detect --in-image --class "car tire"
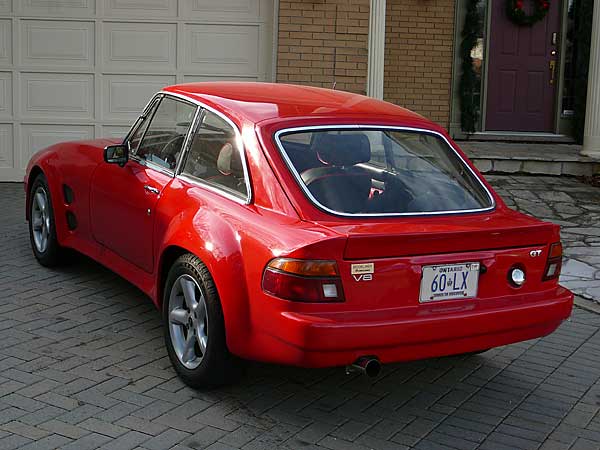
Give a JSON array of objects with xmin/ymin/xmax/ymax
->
[
  {"xmin": 28, "ymin": 173, "xmax": 64, "ymax": 267},
  {"xmin": 163, "ymin": 253, "xmax": 241, "ymax": 388}
]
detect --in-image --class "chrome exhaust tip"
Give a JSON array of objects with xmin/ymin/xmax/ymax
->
[{"xmin": 346, "ymin": 356, "xmax": 381, "ymax": 378}]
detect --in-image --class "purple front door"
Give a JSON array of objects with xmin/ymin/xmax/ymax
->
[{"xmin": 486, "ymin": 0, "xmax": 561, "ymax": 132}]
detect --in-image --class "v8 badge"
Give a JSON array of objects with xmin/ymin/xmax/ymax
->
[{"xmin": 351, "ymin": 263, "xmax": 374, "ymax": 282}]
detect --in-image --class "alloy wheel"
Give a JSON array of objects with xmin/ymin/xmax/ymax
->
[
  {"xmin": 168, "ymin": 274, "xmax": 209, "ymax": 370},
  {"xmin": 31, "ymin": 186, "xmax": 51, "ymax": 253}
]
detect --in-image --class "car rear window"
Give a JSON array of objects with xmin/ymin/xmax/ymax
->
[{"xmin": 276, "ymin": 128, "xmax": 494, "ymax": 216}]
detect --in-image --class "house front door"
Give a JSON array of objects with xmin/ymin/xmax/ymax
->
[{"xmin": 485, "ymin": 0, "xmax": 562, "ymax": 132}]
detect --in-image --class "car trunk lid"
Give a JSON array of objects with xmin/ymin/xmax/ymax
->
[
  {"xmin": 318, "ymin": 209, "xmax": 561, "ymax": 309},
  {"xmin": 316, "ymin": 209, "xmax": 556, "ymax": 260},
  {"xmin": 343, "ymin": 221, "xmax": 555, "ymax": 260}
]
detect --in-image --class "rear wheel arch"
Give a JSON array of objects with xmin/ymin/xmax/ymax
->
[
  {"xmin": 162, "ymin": 252, "xmax": 242, "ymax": 387},
  {"xmin": 156, "ymin": 242, "xmax": 252, "ymax": 353},
  {"xmin": 157, "ymin": 245, "xmax": 189, "ymax": 309}
]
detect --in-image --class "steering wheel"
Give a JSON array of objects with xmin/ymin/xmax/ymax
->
[{"xmin": 159, "ymin": 135, "xmax": 185, "ymax": 169}]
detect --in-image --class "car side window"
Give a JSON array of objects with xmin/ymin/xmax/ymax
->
[
  {"xmin": 134, "ymin": 96, "xmax": 197, "ymax": 171},
  {"xmin": 182, "ymin": 110, "xmax": 248, "ymax": 198}
]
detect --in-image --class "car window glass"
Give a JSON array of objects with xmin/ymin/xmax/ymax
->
[
  {"xmin": 278, "ymin": 129, "xmax": 492, "ymax": 215},
  {"xmin": 135, "ymin": 96, "xmax": 197, "ymax": 171},
  {"xmin": 182, "ymin": 110, "xmax": 248, "ymax": 198}
]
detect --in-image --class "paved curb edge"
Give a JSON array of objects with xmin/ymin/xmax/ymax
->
[{"xmin": 574, "ymin": 295, "xmax": 600, "ymax": 314}]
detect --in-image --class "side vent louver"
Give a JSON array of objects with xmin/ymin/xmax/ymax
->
[
  {"xmin": 63, "ymin": 184, "xmax": 74, "ymax": 205},
  {"xmin": 66, "ymin": 211, "xmax": 77, "ymax": 231}
]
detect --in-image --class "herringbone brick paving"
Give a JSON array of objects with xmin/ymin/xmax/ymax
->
[{"xmin": 1, "ymin": 180, "xmax": 599, "ymax": 450}]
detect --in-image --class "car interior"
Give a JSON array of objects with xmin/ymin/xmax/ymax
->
[
  {"xmin": 183, "ymin": 122, "xmax": 247, "ymax": 196},
  {"xmin": 137, "ymin": 130, "xmax": 186, "ymax": 171},
  {"xmin": 299, "ymin": 133, "xmax": 373, "ymax": 213},
  {"xmin": 132, "ymin": 95, "xmax": 196, "ymax": 171}
]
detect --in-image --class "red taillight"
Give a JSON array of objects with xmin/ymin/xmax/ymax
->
[
  {"xmin": 543, "ymin": 242, "xmax": 563, "ymax": 281},
  {"xmin": 262, "ymin": 258, "xmax": 345, "ymax": 302}
]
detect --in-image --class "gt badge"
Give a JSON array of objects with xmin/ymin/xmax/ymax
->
[
  {"xmin": 351, "ymin": 263, "xmax": 374, "ymax": 282},
  {"xmin": 530, "ymin": 249, "xmax": 542, "ymax": 257}
]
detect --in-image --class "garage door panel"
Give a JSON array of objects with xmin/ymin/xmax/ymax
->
[
  {"xmin": 0, "ymin": 73, "xmax": 12, "ymax": 118},
  {"xmin": 0, "ymin": 1, "xmax": 273, "ymax": 181},
  {"xmin": 184, "ymin": 24, "xmax": 260, "ymax": 75},
  {"xmin": 103, "ymin": 22, "xmax": 177, "ymax": 71},
  {"xmin": 102, "ymin": 125, "xmax": 130, "ymax": 140},
  {"xmin": 103, "ymin": 74, "xmax": 176, "ymax": 121},
  {"xmin": 20, "ymin": 20, "xmax": 95, "ymax": 69},
  {"xmin": 20, "ymin": 124, "xmax": 94, "ymax": 168},
  {"xmin": 181, "ymin": 0, "xmax": 262, "ymax": 22},
  {"xmin": 0, "ymin": 19, "xmax": 11, "ymax": 66},
  {"xmin": 21, "ymin": 73, "xmax": 94, "ymax": 119},
  {"xmin": 0, "ymin": 124, "xmax": 14, "ymax": 169},
  {"xmin": 15, "ymin": 0, "xmax": 95, "ymax": 17},
  {"xmin": 104, "ymin": 0, "xmax": 178, "ymax": 18}
]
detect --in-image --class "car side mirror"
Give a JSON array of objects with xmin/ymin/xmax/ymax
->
[{"xmin": 104, "ymin": 144, "xmax": 129, "ymax": 167}]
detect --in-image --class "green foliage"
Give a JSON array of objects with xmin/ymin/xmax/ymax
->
[
  {"xmin": 459, "ymin": 0, "xmax": 481, "ymax": 134},
  {"xmin": 506, "ymin": 0, "xmax": 550, "ymax": 26}
]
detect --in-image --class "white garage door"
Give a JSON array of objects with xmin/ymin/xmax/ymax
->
[{"xmin": 0, "ymin": 0, "xmax": 275, "ymax": 181}]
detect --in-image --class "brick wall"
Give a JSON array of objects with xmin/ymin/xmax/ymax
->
[
  {"xmin": 277, "ymin": 0, "xmax": 370, "ymax": 95},
  {"xmin": 276, "ymin": 0, "xmax": 456, "ymax": 128},
  {"xmin": 383, "ymin": 0, "xmax": 456, "ymax": 127}
]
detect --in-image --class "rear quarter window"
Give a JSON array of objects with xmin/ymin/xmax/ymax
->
[{"xmin": 181, "ymin": 110, "xmax": 248, "ymax": 199}]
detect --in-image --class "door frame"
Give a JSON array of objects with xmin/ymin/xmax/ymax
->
[{"xmin": 449, "ymin": 0, "xmax": 571, "ymax": 139}]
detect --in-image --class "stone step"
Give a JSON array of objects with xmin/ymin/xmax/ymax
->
[{"xmin": 459, "ymin": 141, "xmax": 600, "ymax": 176}]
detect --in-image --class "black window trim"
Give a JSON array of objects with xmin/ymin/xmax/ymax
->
[
  {"xmin": 273, "ymin": 125, "xmax": 496, "ymax": 218},
  {"xmin": 122, "ymin": 93, "xmax": 164, "ymax": 153}
]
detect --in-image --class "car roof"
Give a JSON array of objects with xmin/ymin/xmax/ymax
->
[{"xmin": 162, "ymin": 82, "xmax": 432, "ymax": 126}]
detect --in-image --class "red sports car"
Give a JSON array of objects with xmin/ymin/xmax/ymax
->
[{"xmin": 25, "ymin": 83, "xmax": 573, "ymax": 387}]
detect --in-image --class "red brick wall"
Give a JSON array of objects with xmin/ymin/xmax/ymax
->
[
  {"xmin": 276, "ymin": 0, "xmax": 370, "ymax": 94},
  {"xmin": 276, "ymin": 0, "xmax": 456, "ymax": 127},
  {"xmin": 383, "ymin": 0, "xmax": 455, "ymax": 127}
]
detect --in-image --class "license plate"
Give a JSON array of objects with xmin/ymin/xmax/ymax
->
[{"xmin": 419, "ymin": 262, "xmax": 480, "ymax": 303}]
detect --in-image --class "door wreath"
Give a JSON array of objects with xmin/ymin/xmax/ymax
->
[{"xmin": 506, "ymin": 0, "xmax": 550, "ymax": 26}]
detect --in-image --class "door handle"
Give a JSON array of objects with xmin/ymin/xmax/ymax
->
[
  {"xmin": 144, "ymin": 185, "xmax": 160, "ymax": 195},
  {"xmin": 549, "ymin": 60, "xmax": 556, "ymax": 85}
]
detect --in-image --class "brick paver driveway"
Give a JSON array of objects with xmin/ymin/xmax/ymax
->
[{"xmin": 1, "ymin": 180, "xmax": 600, "ymax": 450}]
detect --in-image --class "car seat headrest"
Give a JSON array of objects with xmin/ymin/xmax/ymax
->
[{"xmin": 313, "ymin": 134, "xmax": 371, "ymax": 167}]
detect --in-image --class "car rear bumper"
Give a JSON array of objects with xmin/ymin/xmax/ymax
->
[{"xmin": 247, "ymin": 286, "xmax": 573, "ymax": 368}]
